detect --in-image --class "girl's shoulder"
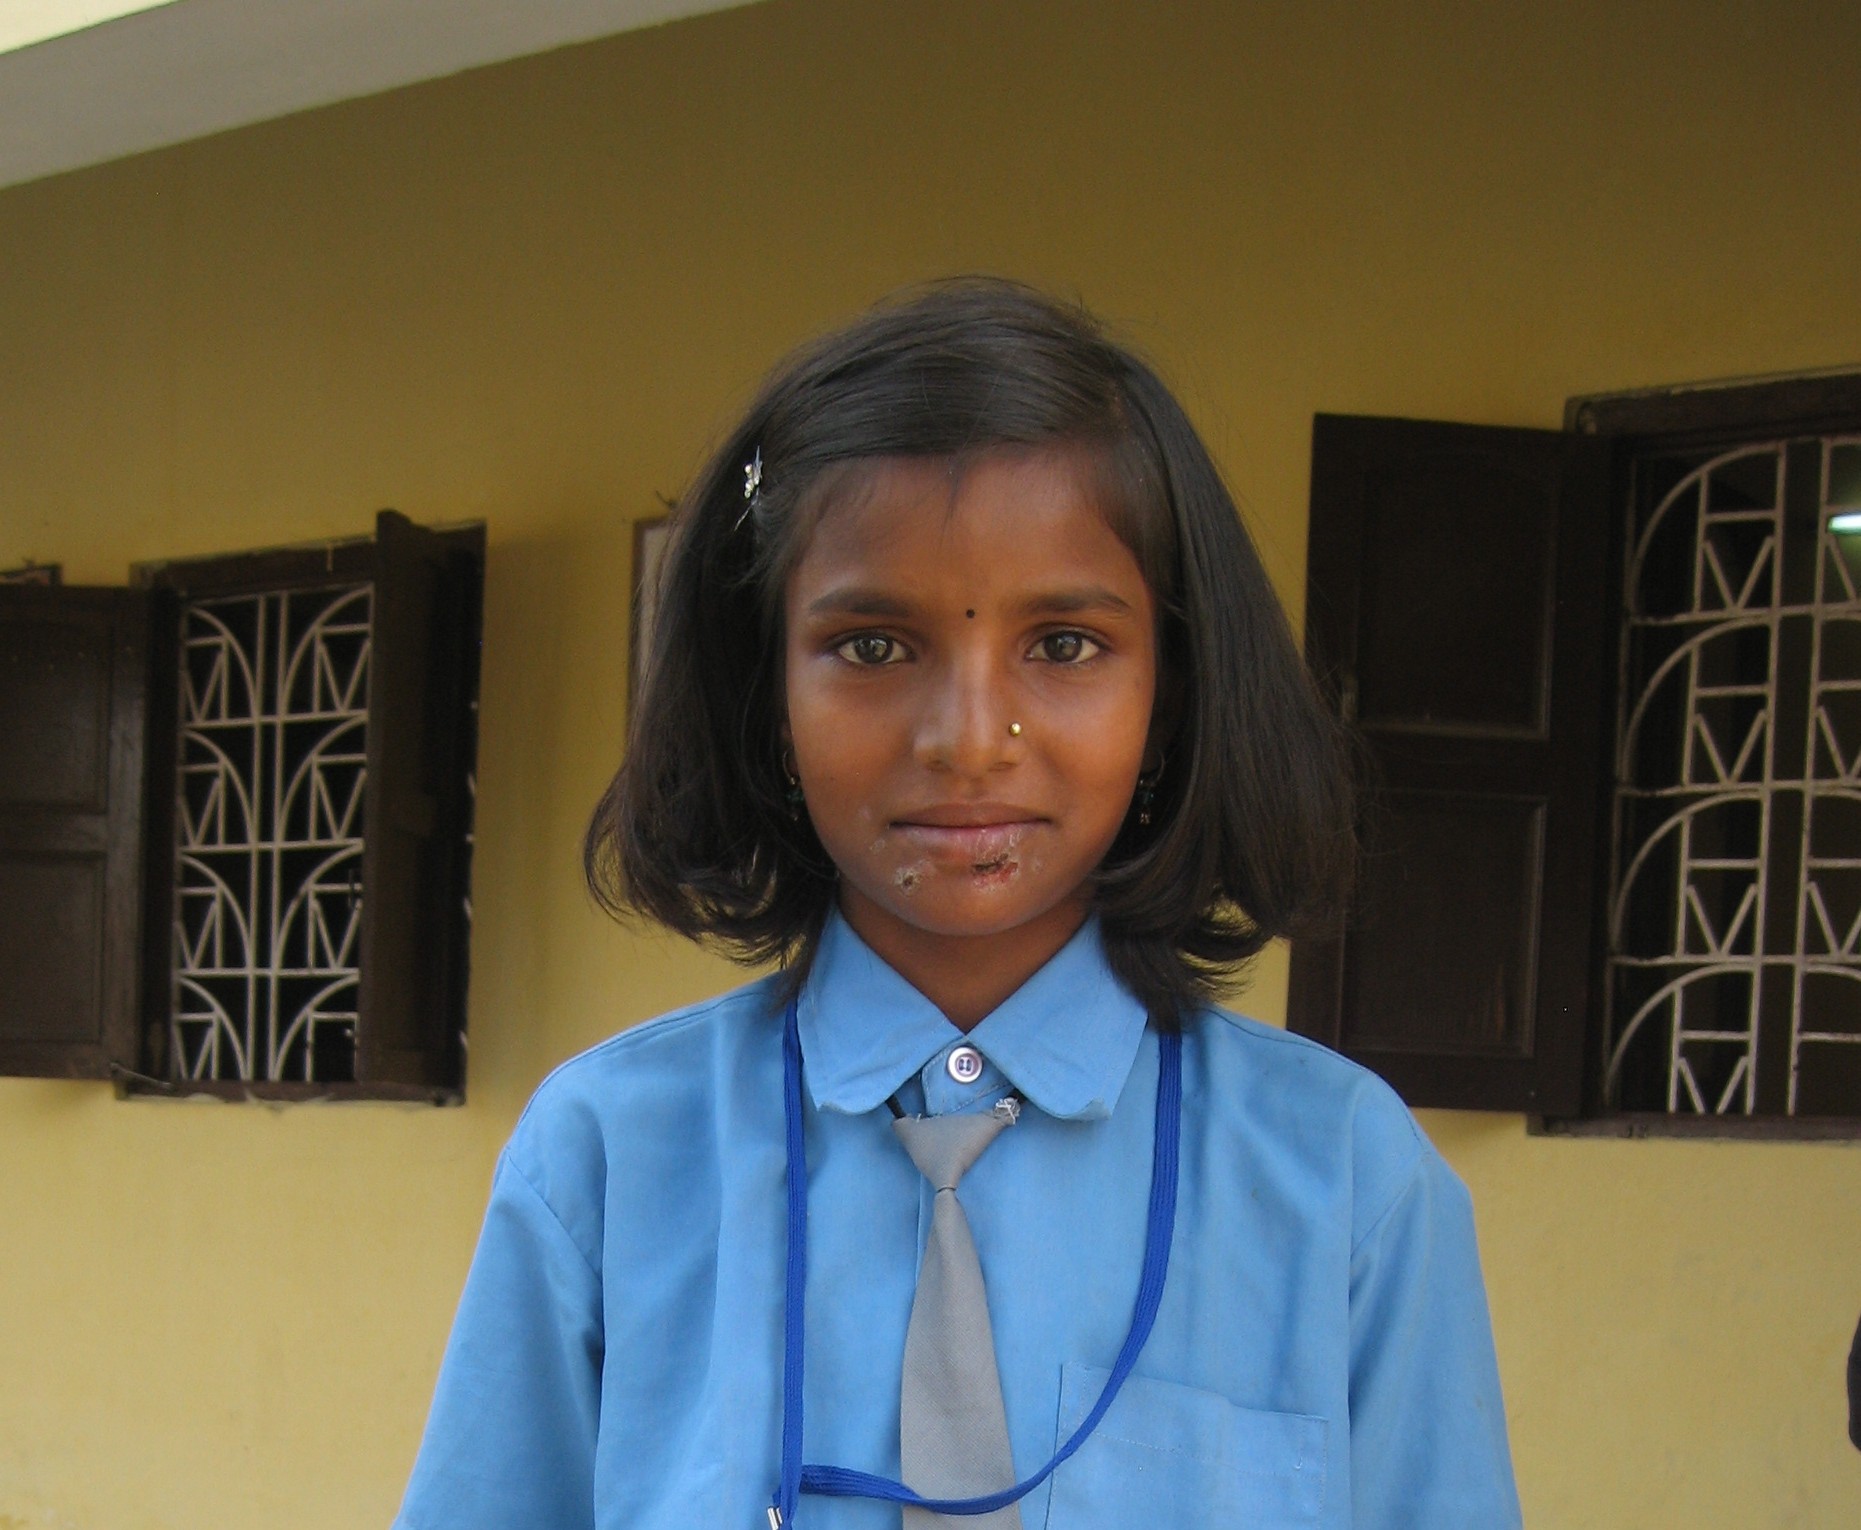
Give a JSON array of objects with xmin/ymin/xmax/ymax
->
[
  {"xmin": 529, "ymin": 973, "xmax": 784, "ymax": 1099},
  {"xmin": 1188, "ymin": 1001, "xmax": 1414, "ymax": 1107},
  {"xmin": 1185, "ymin": 1005, "xmax": 1449, "ymax": 1246},
  {"xmin": 499, "ymin": 973, "xmax": 785, "ymax": 1179}
]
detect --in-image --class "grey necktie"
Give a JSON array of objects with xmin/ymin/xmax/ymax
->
[{"xmin": 891, "ymin": 1100, "xmax": 1023, "ymax": 1530}]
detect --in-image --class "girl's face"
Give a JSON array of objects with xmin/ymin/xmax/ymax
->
[{"xmin": 783, "ymin": 445, "xmax": 1158, "ymax": 965}]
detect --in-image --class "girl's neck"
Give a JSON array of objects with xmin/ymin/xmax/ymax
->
[{"xmin": 836, "ymin": 888, "xmax": 1091, "ymax": 1031}]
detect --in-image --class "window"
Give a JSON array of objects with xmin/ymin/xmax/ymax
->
[
  {"xmin": 1289, "ymin": 375, "xmax": 1861, "ymax": 1135},
  {"xmin": 1607, "ymin": 433, "xmax": 1861, "ymax": 1119},
  {"xmin": 0, "ymin": 512, "xmax": 482, "ymax": 1102}
]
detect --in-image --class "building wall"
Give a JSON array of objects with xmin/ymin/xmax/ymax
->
[{"xmin": 1, "ymin": 1, "xmax": 1857, "ymax": 1524}]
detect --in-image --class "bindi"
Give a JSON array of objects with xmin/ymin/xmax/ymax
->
[{"xmin": 965, "ymin": 608, "xmax": 975, "ymax": 619}]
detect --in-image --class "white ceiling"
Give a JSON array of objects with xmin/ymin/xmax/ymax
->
[
  {"xmin": 0, "ymin": 0, "xmax": 759, "ymax": 190},
  {"xmin": 0, "ymin": 2, "xmax": 182, "ymax": 56}
]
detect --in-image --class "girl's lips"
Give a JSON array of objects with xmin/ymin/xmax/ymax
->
[{"xmin": 892, "ymin": 821, "xmax": 1039, "ymax": 862}]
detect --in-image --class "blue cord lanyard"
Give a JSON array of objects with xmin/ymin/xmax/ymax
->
[{"xmin": 769, "ymin": 997, "xmax": 1183, "ymax": 1528}]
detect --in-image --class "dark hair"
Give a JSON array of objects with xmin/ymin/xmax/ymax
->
[{"xmin": 585, "ymin": 278, "xmax": 1353, "ymax": 1024}]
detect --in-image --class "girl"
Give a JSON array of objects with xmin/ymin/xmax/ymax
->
[{"xmin": 395, "ymin": 281, "xmax": 1522, "ymax": 1529}]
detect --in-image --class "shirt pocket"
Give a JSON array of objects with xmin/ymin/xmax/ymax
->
[{"xmin": 1042, "ymin": 1363, "xmax": 1327, "ymax": 1530}]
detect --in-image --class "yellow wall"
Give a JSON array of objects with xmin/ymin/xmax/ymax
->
[{"xmin": 2, "ymin": 1, "xmax": 1858, "ymax": 1524}]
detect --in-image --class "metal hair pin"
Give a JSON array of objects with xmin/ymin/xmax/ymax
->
[{"xmin": 735, "ymin": 447, "xmax": 764, "ymax": 531}]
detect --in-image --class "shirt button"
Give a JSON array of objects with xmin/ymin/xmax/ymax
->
[{"xmin": 946, "ymin": 1045, "xmax": 985, "ymax": 1085}]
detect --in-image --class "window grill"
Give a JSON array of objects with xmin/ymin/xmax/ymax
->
[
  {"xmin": 1607, "ymin": 437, "xmax": 1861, "ymax": 1115},
  {"xmin": 171, "ymin": 584, "xmax": 373, "ymax": 1083}
]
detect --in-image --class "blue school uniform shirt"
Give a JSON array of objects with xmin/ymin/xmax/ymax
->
[{"xmin": 396, "ymin": 911, "xmax": 1522, "ymax": 1529}]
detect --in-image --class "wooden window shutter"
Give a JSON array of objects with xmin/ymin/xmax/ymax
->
[
  {"xmin": 0, "ymin": 586, "xmax": 165, "ymax": 1078},
  {"xmin": 1288, "ymin": 415, "xmax": 1613, "ymax": 1114},
  {"xmin": 356, "ymin": 511, "xmax": 482, "ymax": 1094}
]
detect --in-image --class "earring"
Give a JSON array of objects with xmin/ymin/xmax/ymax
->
[
  {"xmin": 782, "ymin": 747, "xmax": 805, "ymax": 821},
  {"xmin": 1135, "ymin": 761, "xmax": 1163, "ymax": 827}
]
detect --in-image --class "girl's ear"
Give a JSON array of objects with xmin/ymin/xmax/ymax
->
[{"xmin": 1145, "ymin": 664, "xmax": 1184, "ymax": 771}]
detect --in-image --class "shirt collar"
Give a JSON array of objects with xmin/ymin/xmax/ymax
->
[{"xmin": 796, "ymin": 908, "xmax": 1148, "ymax": 1121}]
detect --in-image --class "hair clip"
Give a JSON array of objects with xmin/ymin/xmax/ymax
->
[{"xmin": 735, "ymin": 447, "xmax": 764, "ymax": 531}]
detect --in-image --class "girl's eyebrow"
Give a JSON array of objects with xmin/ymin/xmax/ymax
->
[
  {"xmin": 805, "ymin": 587, "xmax": 917, "ymax": 619},
  {"xmin": 1018, "ymin": 585, "xmax": 1138, "ymax": 618},
  {"xmin": 805, "ymin": 585, "xmax": 1139, "ymax": 620}
]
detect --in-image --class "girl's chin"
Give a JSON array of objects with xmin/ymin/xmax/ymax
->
[{"xmin": 845, "ymin": 867, "xmax": 1086, "ymax": 942}]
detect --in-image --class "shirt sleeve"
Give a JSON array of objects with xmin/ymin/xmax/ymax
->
[
  {"xmin": 1347, "ymin": 1144, "xmax": 1522, "ymax": 1529},
  {"xmin": 394, "ymin": 1152, "xmax": 604, "ymax": 1530}
]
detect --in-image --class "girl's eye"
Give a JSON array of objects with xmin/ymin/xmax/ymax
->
[
  {"xmin": 1033, "ymin": 631, "xmax": 1101, "ymax": 664},
  {"xmin": 836, "ymin": 633, "xmax": 906, "ymax": 666}
]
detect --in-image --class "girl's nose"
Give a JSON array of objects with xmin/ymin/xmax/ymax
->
[{"xmin": 915, "ymin": 656, "xmax": 1014, "ymax": 776}]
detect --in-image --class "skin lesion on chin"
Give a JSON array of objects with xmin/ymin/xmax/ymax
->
[{"xmin": 969, "ymin": 824, "xmax": 1027, "ymax": 882}]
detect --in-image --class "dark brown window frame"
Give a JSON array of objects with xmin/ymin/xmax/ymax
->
[
  {"xmin": 1540, "ymin": 370, "xmax": 1861, "ymax": 1139},
  {"xmin": 1289, "ymin": 414, "xmax": 1611, "ymax": 1117},
  {"xmin": 0, "ymin": 512, "xmax": 482, "ymax": 1105},
  {"xmin": 0, "ymin": 585, "xmax": 158, "ymax": 1080},
  {"xmin": 1290, "ymin": 371, "xmax": 1861, "ymax": 1140}
]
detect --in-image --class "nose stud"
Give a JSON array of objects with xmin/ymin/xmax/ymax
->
[{"xmin": 1007, "ymin": 721, "xmax": 1022, "ymax": 737}]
